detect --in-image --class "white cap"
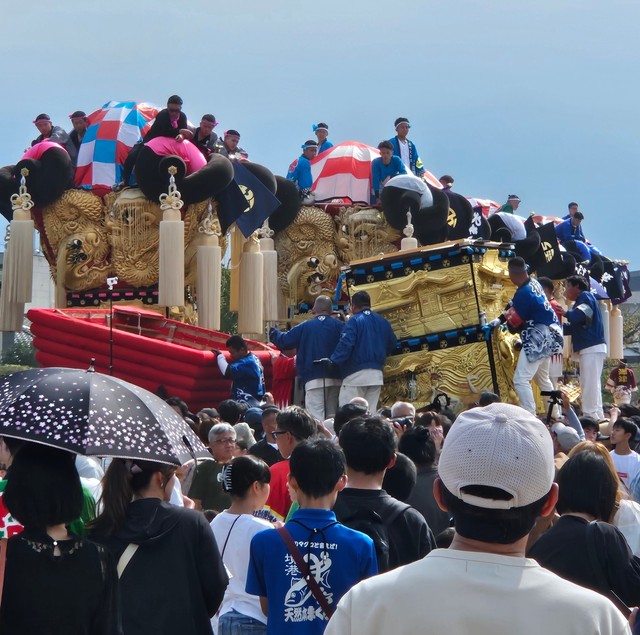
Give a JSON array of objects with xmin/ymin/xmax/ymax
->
[
  {"xmin": 551, "ymin": 422, "xmax": 581, "ymax": 453},
  {"xmin": 438, "ymin": 403, "xmax": 554, "ymax": 509}
]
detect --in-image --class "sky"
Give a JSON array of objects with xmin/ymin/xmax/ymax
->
[{"xmin": 1, "ymin": 0, "xmax": 638, "ymax": 266}]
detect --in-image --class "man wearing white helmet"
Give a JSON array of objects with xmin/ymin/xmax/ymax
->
[{"xmin": 326, "ymin": 403, "xmax": 630, "ymax": 635}]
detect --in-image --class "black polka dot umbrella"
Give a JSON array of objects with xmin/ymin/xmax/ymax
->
[{"xmin": 0, "ymin": 365, "xmax": 211, "ymax": 466}]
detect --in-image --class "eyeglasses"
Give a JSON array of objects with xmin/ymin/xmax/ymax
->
[
  {"xmin": 272, "ymin": 430, "xmax": 290, "ymax": 439},
  {"xmin": 213, "ymin": 438, "xmax": 236, "ymax": 445}
]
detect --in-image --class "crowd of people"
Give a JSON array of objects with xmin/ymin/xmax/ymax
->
[
  {"xmin": 13, "ymin": 96, "xmax": 640, "ymax": 633},
  {"xmin": 1, "ymin": 262, "xmax": 639, "ymax": 632}
]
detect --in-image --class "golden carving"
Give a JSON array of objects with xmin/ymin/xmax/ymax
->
[
  {"xmin": 39, "ymin": 189, "xmax": 225, "ymax": 317},
  {"xmin": 274, "ymin": 205, "xmax": 340, "ymax": 307},
  {"xmin": 335, "ymin": 206, "xmax": 400, "ymax": 263},
  {"xmin": 42, "ymin": 190, "xmax": 111, "ymax": 291},
  {"xmin": 357, "ymin": 267, "xmax": 480, "ymax": 338},
  {"xmin": 106, "ymin": 189, "xmax": 161, "ymax": 287}
]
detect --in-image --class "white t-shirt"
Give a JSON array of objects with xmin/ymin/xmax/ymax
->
[
  {"xmin": 210, "ymin": 511, "xmax": 272, "ymax": 625},
  {"xmin": 613, "ymin": 498, "xmax": 640, "ymax": 557},
  {"xmin": 325, "ymin": 549, "xmax": 629, "ymax": 635},
  {"xmin": 610, "ymin": 450, "xmax": 640, "ymax": 487},
  {"xmin": 397, "ymin": 138, "xmax": 410, "ymax": 171}
]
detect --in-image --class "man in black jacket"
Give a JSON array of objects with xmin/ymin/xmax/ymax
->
[
  {"xmin": 31, "ymin": 113, "xmax": 77, "ymax": 165},
  {"xmin": 121, "ymin": 95, "xmax": 192, "ymax": 186},
  {"xmin": 248, "ymin": 406, "xmax": 283, "ymax": 467},
  {"xmin": 332, "ymin": 415, "xmax": 435, "ymax": 572}
]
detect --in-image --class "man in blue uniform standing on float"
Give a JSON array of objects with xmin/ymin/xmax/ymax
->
[
  {"xmin": 389, "ymin": 117, "xmax": 425, "ymax": 177},
  {"xmin": 287, "ymin": 139, "xmax": 318, "ymax": 203},
  {"xmin": 557, "ymin": 275, "xmax": 606, "ymax": 420},
  {"xmin": 269, "ymin": 295, "xmax": 344, "ymax": 421},
  {"xmin": 330, "ymin": 291, "xmax": 397, "ymax": 412},
  {"xmin": 486, "ymin": 257, "xmax": 564, "ymax": 415}
]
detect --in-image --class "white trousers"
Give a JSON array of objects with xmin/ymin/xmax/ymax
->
[
  {"xmin": 579, "ymin": 350, "xmax": 606, "ymax": 420},
  {"xmin": 304, "ymin": 385, "xmax": 341, "ymax": 421},
  {"xmin": 338, "ymin": 384, "xmax": 382, "ymax": 412},
  {"xmin": 513, "ymin": 354, "xmax": 554, "ymax": 415}
]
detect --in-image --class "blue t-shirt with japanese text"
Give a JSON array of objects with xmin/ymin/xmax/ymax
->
[{"xmin": 246, "ymin": 508, "xmax": 377, "ymax": 634}]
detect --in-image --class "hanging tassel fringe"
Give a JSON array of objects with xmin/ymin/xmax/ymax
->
[
  {"xmin": 158, "ymin": 167, "xmax": 185, "ymax": 308},
  {"xmin": 237, "ymin": 235, "xmax": 263, "ymax": 336}
]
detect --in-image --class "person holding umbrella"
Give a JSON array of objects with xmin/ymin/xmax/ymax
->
[
  {"xmin": 91, "ymin": 458, "xmax": 228, "ymax": 634},
  {"xmin": 0, "ymin": 443, "xmax": 119, "ymax": 634}
]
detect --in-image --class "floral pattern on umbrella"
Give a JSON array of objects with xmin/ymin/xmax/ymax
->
[{"xmin": 0, "ymin": 367, "xmax": 210, "ymax": 466}]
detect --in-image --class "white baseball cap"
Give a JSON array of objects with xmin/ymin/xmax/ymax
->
[
  {"xmin": 438, "ymin": 403, "xmax": 555, "ymax": 509},
  {"xmin": 551, "ymin": 422, "xmax": 581, "ymax": 453}
]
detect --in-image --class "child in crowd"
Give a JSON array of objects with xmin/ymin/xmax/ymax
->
[
  {"xmin": 609, "ymin": 418, "xmax": 640, "ymax": 487},
  {"xmin": 210, "ymin": 455, "xmax": 273, "ymax": 635},
  {"xmin": 246, "ymin": 439, "xmax": 377, "ymax": 634}
]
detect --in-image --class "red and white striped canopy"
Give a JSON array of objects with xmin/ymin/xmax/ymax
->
[
  {"xmin": 467, "ymin": 197, "xmax": 502, "ymax": 217},
  {"xmin": 310, "ymin": 141, "xmax": 441, "ymax": 204}
]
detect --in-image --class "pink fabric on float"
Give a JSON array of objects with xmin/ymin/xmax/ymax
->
[
  {"xmin": 145, "ymin": 137, "xmax": 206, "ymax": 174},
  {"xmin": 22, "ymin": 141, "xmax": 66, "ymax": 160}
]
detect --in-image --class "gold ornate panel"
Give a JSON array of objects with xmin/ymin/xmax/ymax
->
[{"xmin": 358, "ymin": 264, "xmax": 481, "ymax": 339}]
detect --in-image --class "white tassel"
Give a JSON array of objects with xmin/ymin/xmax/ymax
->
[
  {"xmin": 0, "ymin": 235, "xmax": 25, "ymax": 331},
  {"xmin": 158, "ymin": 167, "xmax": 185, "ymax": 308},
  {"xmin": 229, "ymin": 226, "xmax": 244, "ymax": 312},
  {"xmin": 197, "ymin": 233, "xmax": 222, "ymax": 331},
  {"xmin": 259, "ymin": 220, "xmax": 279, "ymax": 322},
  {"xmin": 610, "ymin": 305, "xmax": 624, "ymax": 360},
  {"xmin": 237, "ymin": 235, "xmax": 263, "ymax": 336},
  {"xmin": 0, "ymin": 168, "xmax": 35, "ymax": 330},
  {"xmin": 6, "ymin": 211, "xmax": 34, "ymax": 304}
]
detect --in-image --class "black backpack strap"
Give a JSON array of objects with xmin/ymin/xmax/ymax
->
[
  {"xmin": 385, "ymin": 502, "xmax": 411, "ymax": 526},
  {"xmin": 585, "ymin": 520, "xmax": 631, "ymax": 617},
  {"xmin": 277, "ymin": 526, "xmax": 334, "ymax": 619}
]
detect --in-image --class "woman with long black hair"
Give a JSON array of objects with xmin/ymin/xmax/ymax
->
[
  {"xmin": 0, "ymin": 444, "xmax": 119, "ymax": 634},
  {"xmin": 91, "ymin": 458, "xmax": 228, "ymax": 635}
]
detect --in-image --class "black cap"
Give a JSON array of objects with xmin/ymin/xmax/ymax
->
[{"xmin": 69, "ymin": 110, "xmax": 87, "ymax": 119}]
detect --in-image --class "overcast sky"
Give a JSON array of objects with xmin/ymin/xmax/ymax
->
[{"xmin": 2, "ymin": 0, "xmax": 638, "ymax": 266}]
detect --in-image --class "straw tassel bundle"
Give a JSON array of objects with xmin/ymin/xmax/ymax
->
[
  {"xmin": 237, "ymin": 235, "xmax": 263, "ymax": 336},
  {"xmin": 158, "ymin": 168, "xmax": 185, "ymax": 308}
]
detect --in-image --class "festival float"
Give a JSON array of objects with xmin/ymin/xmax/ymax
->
[{"xmin": 0, "ymin": 101, "xmax": 631, "ymax": 411}]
